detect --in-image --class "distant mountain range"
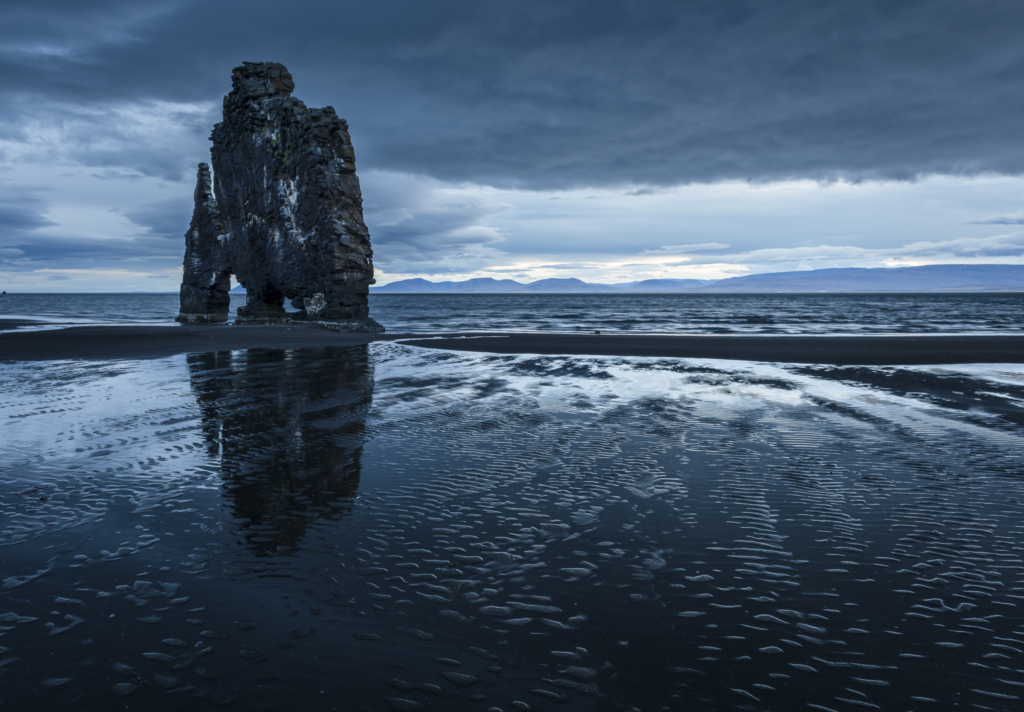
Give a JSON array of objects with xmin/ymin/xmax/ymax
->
[
  {"xmin": 371, "ymin": 264, "xmax": 1024, "ymax": 293},
  {"xmin": 699, "ymin": 264, "xmax": 1024, "ymax": 292},
  {"xmin": 372, "ymin": 277, "xmax": 715, "ymax": 293}
]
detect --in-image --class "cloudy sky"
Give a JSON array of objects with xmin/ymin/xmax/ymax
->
[{"xmin": 3, "ymin": 0, "xmax": 1024, "ymax": 290}]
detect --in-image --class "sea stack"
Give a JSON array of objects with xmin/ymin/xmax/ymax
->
[{"xmin": 176, "ymin": 62, "xmax": 382, "ymax": 331}]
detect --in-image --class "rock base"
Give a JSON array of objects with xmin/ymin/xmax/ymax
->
[
  {"xmin": 233, "ymin": 316, "xmax": 385, "ymax": 333},
  {"xmin": 176, "ymin": 313, "xmax": 229, "ymax": 324}
]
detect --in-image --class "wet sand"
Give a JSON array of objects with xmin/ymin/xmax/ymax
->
[
  {"xmin": 4, "ymin": 342, "xmax": 1024, "ymax": 710},
  {"xmin": 399, "ymin": 332, "xmax": 1024, "ymax": 365},
  {"xmin": 0, "ymin": 322, "xmax": 374, "ymax": 361},
  {"xmin": 2, "ymin": 321, "xmax": 1024, "ymax": 363}
]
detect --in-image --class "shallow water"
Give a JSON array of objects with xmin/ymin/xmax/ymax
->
[
  {"xmin": 3, "ymin": 344, "xmax": 1024, "ymax": 710},
  {"xmin": 371, "ymin": 292, "xmax": 1024, "ymax": 335},
  {"xmin": 3, "ymin": 291, "xmax": 1024, "ymax": 334}
]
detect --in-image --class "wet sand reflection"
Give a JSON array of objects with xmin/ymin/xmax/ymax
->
[
  {"xmin": 4, "ymin": 345, "xmax": 1024, "ymax": 711},
  {"xmin": 188, "ymin": 347, "xmax": 372, "ymax": 553}
]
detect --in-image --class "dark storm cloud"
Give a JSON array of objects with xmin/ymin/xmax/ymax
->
[
  {"xmin": 358, "ymin": 171, "xmax": 509, "ymax": 273},
  {"xmin": 0, "ymin": 188, "xmax": 55, "ymax": 261},
  {"xmin": 120, "ymin": 197, "xmax": 192, "ymax": 241},
  {"xmin": 0, "ymin": 192, "xmax": 186, "ymax": 271},
  {"xmin": 0, "ymin": 233, "xmax": 182, "ymax": 269},
  {"xmin": 3, "ymin": 0, "xmax": 1024, "ymax": 189},
  {"xmin": 0, "ymin": 191, "xmax": 54, "ymax": 237}
]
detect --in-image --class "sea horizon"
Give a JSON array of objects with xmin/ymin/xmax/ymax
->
[{"xmin": 5, "ymin": 291, "xmax": 1024, "ymax": 337}]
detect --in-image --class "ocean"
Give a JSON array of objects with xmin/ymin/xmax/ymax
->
[
  {"xmin": 2, "ymin": 293, "xmax": 1024, "ymax": 710},
  {"xmin": 2, "ymin": 291, "xmax": 1024, "ymax": 333}
]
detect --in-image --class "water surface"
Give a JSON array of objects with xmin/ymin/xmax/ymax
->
[
  {"xmin": 3, "ymin": 292, "xmax": 1024, "ymax": 334},
  {"xmin": 3, "ymin": 344, "xmax": 1024, "ymax": 710}
]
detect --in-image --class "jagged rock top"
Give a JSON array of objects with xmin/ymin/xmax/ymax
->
[{"xmin": 227, "ymin": 61, "xmax": 295, "ymax": 104}]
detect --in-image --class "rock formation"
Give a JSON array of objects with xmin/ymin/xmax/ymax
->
[{"xmin": 177, "ymin": 62, "xmax": 382, "ymax": 331}]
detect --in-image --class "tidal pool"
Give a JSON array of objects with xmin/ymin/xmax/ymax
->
[{"xmin": 2, "ymin": 343, "xmax": 1024, "ymax": 711}]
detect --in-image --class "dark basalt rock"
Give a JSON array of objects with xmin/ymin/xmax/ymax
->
[{"xmin": 176, "ymin": 61, "xmax": 382, "ymax": 331}]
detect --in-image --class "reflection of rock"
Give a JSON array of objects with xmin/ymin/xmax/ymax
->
[
  {"xmin": 177, "ymin": 62, "xmax": 382, "ymax": 331},
  {"xmin": 187, "ymin": 346, "xmax": 373, "ymax": 552}
]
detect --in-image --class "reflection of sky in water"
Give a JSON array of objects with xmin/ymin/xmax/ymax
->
[{"xmin": 3, "ymin": 345, "xmax": 1024, "ymax": 710}]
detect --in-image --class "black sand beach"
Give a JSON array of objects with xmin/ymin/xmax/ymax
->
[
  {"xmin": 0, "ymin": 322, "xmax": 374, "ymax": 361},
  {"xmin": 2, "ymin": 319, "xmax": 1023, "ymax": 364},
  {"xmin": 5, "ymin": 334, "xmax": 1024, "ymax": 711},
  {"xmin": 398, "ymin": 332, "xmax": 1024, "ymax": 365}
]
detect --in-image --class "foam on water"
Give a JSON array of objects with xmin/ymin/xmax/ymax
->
[{"xmin": 2, "ymin": 344, "xmax": 1024, "ymax": 710}]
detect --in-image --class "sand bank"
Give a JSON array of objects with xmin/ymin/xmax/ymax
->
[
  {"xmin": 0, "ymin": 324, "xmax": 374, "ymax": 361},
  {"xmin": 2, "ymin": 323, "xmax": 1024, "ymax": 364},
  {"xmin": 401, "ymin": 332, "xmax": 1024, "ymax": 365}
]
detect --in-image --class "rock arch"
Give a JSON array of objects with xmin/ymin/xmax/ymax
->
[{"xmin": 176, "ymin": 62, "xmax": 383, "ymax": 332}]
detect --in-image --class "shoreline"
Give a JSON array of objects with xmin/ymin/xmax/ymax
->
[
  {"xmin": 1, "ymin": 321, "xmax": 1023, "ymax": 364},
  {"xmin": 396, "ymin": 332, "xmax": 1024, "ymax": 365},
  {"xmin": 0, "ymin": 318, "xmax": 57, "ymax": 332},
  {"xmin": 0, "ymin": 323, "xmax": 374, "ymax": 362}
]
